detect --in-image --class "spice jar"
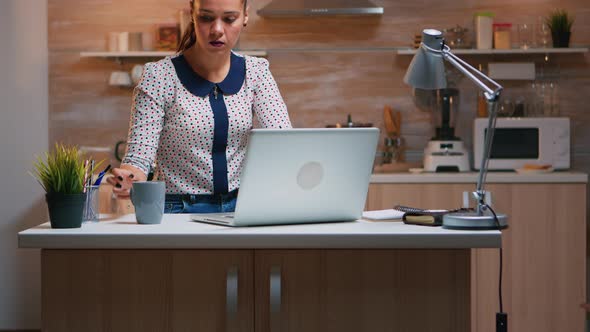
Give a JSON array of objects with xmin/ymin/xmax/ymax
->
[{"xmin": 493, "ymin": 23, "xmax": 512, "ymax": 49}]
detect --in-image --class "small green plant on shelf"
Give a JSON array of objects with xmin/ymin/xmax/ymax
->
[{"xmin": 545, "ymin": 9, "xmax": 575, "ymax": 47}]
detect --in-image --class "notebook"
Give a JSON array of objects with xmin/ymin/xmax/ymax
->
[
  {"xmin": 362, "ymin": 209, "xmax": 405, "ymax": 221},
  {"xmin": 191, "ymin": 127, "xmax": 379, "ymax": 227},
  {"xmin": 394, "ymin": 205, "xmax": 473, "ymax": 226}
]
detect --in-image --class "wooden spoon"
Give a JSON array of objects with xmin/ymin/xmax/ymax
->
[
  {"xmin": 394, "ymin": 110, "xmax": 402, "ymax": 135},
  {"xmin": 383, "ymin": 105, "xmax": 397, "ymax": 137}
]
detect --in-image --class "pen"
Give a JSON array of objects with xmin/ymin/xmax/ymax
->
[
  {"xmin": 93, "ymin": 164, "xmax": 112, "ymax": 186},
  {"xmin": 82, "ymin": 160, "xmax": 89, "ymax": 193},
  {"xmin": 89, "ymin": 160, "xmax": 95, "ymax": 187}
]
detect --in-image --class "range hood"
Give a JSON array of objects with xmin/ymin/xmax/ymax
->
[{"xmin": 257, "ymin": 0, "xmax": 383, "ymax": 17}]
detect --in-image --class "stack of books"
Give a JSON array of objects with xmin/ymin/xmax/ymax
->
[{"xmin": 363, "ymin": 206, "xmax": 474, "ymax": 226}]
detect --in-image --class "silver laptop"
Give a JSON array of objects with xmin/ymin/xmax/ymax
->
[{"xmin": 191, "ymin": 128, "xmax": 379, "ymax": 226}]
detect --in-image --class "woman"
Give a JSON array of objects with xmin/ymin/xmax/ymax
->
[{"xmin": 108, "ymin": 0, "xmax": 292, "ymax": 213}]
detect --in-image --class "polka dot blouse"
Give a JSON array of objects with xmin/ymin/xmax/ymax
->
[{"xmin": 122, "ymin": 52, "xmax": 292, "ymax": 195}]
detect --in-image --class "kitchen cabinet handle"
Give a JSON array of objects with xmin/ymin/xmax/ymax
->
[
  {"xmin": 270, "ymin": 265, "xmax": 281, "ymax": 314},
  {"xmin": 226, "ymin": 266, "xmax": 238, "ymax": 320}
]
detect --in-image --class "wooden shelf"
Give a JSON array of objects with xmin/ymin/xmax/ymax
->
[
  {"xmin": 80, "ymin": 50, "xmax": 268, "ymax": 58},
  {"xmin": 396, "ymin": 47, "xmax": 589, "ymax": 55}
]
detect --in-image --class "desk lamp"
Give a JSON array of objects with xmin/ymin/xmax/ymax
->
[{"xmin": 404, "ymin": 29, "xmax": 508, "ymax": 230}]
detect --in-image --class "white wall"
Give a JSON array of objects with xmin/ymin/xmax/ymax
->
[{"xmin": 0, "ymin": 0, "xmax": 48, "ymax": 329}]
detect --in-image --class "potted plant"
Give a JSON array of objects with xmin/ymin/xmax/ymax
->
[
  {"xmin": 546, "ymin": 9, "xmax": 575, "ymax": 48},
  {"xmin": 31, "ymin": 143, "xmax": 89, "ymax": 228}
]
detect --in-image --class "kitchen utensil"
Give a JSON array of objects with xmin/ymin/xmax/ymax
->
[
  {"xmin": 517, "ymin": 23, "xmax": 533, "ymax": 49},
  {"xmin": 383, "ymin": 105, "xmax": 397, "ymax": 137},
  {"xmin": 423, "ymin": 88, "xmax": 470, "ymax": 172},
  {"xmin": 443, "ymin": 25, "xmax": 469, "ymax": 48},
  {"xmin": 130, "ymin": 181, "xmax": 165, "ymax": 224},
  {"xmin": 383, "ymin": 136, "xmax": 406, "ymax": 163},
  {"xmin": 394, "ymin": 110, "xmax": 401, "ymax": 134},
  {"xmin": 373, "ymin": 161, "xmax": 421, "ymax": 173}
]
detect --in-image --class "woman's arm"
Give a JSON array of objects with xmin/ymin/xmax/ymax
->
[
  {"xmin": 112, "ymin": 62, "xmax": 168, "ymax": 198},
  {"xmin": 251, "ymin": 58, "xmax": 292, "ymax": 129}
]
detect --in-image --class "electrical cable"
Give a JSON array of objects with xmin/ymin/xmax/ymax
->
[{"xmin": 485, "ymin": 203, "xmax": 504, "ymax": 313}]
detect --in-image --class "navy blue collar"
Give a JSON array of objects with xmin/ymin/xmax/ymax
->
[{"xmin": 171, "ymin": 53, "xmax": 246, "ymax": 97}]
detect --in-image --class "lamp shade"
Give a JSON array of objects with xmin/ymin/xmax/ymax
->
[{"xmin": 403, "ymin": 29, "xmax": 447, "ymax": 90}]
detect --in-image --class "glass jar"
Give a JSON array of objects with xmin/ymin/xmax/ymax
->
[
  {"xmin": 443, "ymin": 25, "xmax": 469, "ymax": 48},
  {"xmin": 493, "ymin": 23, "xmax": 512, "ymax": 49},
  {"xmin": 383, "ymin": 137, "xmax": 405, "ymax": 163}
]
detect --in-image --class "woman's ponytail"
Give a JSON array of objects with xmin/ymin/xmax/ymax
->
[{"xmin": 177, "ymin": 21, "xmax": 196, "ymax": 53}]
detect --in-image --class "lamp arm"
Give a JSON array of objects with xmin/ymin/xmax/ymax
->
[
  {"xmin": 442, "ymin": 50, "xmax": 503, "ymax": 100},
  {"xmin": 474, "ymin": 100, "xmax": 500, "ymax": 213},
  {"xmin": 438, "ymin": 45, "xmax": 503, "ymax": 214}
]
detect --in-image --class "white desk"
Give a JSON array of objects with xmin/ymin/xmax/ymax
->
[
  {"xmin": 19, "ymin": 213, "xmax": 501, "ymax": 249},
  {"xmin": 18, "ymin": 214, "xmax": 500, "ymax": 332}
]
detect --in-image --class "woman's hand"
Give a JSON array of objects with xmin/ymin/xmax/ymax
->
[{"xmin": 107, "ymin": 165, "xmax": 146, "ymax": 199}]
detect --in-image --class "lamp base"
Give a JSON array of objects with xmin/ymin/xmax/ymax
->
[{"xmin": 443, "ymin": 211, "xmax": 508, "ymax": 230}]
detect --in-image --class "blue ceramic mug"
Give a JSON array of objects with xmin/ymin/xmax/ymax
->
[{"xmin": 130, "ymin": 181, "xmax": 165, "ymax": 224}]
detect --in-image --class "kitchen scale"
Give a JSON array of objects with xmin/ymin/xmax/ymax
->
[{"xmin": 423, "ymin": 88, "xmax": 470, "ymax": 172}]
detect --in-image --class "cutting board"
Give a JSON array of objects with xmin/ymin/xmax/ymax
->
[{"xmin": 374, "ymin": 162, "xmax": 422, "ymax": 173}]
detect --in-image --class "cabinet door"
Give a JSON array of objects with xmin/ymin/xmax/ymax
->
[
  {"xmin": 367, "ymin": 182, "xmax": 587, "ymax": 332},
  {"xmin": 42, "ymin": 249, "xmax": 254, "ymax": 332},
  {"xmin": 171, "ymin": 250, "xmax": 254, "ymax": 332},
  {"xmin": 254, "ymin": 249, "xmax": 470, "ymax": 332}
]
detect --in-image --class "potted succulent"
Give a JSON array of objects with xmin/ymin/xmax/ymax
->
[
  {"xmin": 31, "ymin": 143, "xmax": 89, "ymax": 228},
  {"xmin": 546, "ymin": 9, "xmax": 575, "ymax": 48}
]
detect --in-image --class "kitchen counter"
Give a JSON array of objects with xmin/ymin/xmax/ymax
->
[
  {"xmin": 367, "ymin": 177, "xmax": 587, "ymax": 332},
  {"xmin": 23, "ymin": 214, "xmax": 494, "ymax": 332},
  {"xmin": 18, "ymin": 214, "xmax": 500, "ymax": 249},
  {"xmin": 371, "ymin": 170, "xmax": 588, "ymax": 183}
]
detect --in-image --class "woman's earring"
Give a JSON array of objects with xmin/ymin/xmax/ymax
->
[{"xmin": 243, "ymin": 23, "xmax": 247, "ymax": 27}]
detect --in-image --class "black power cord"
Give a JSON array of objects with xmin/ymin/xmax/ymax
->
[{"xmin": 484, "ymin": 203, "xmax": 507, "ymax": 332}]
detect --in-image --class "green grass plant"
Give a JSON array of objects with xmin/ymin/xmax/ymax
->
[
  {"xmin": 546, "ymin": 8, "xmax": 574, "ymax": 34},
  {"xmin": 31, "ymin": 143, "xmax": 87, "ymax": 194}
]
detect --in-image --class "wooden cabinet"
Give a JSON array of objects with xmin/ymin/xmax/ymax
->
[
  {"xmin": 255, "ymin": 249, "xmax": 469, "ymax": 332},
  {"xmin": 42, "ymin": 250, "xmax": 253, "ymax": 332},
  {"xmin": 42, "ymin": 249, "xmax": 471, "ymax": 332},
  {"xmin": 81, "ymin": 180, "xmax": 586, "ymax": 332},
  {"xmin": 171, "ymin": 251, "xmax": 254, "ymax": 332},
  {"xmin": 367, "ymin": 182, "xmax": 587, "ymax": 332}
]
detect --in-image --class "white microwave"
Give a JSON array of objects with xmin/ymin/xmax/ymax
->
[{"xmin": 473, "ymin": 117, "xmax": 570, "ymax": 170}]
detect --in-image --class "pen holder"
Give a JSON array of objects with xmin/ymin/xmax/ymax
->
[{"xmin": 83, "ymin": 185, "xmax": 100, "ymax": 223}]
